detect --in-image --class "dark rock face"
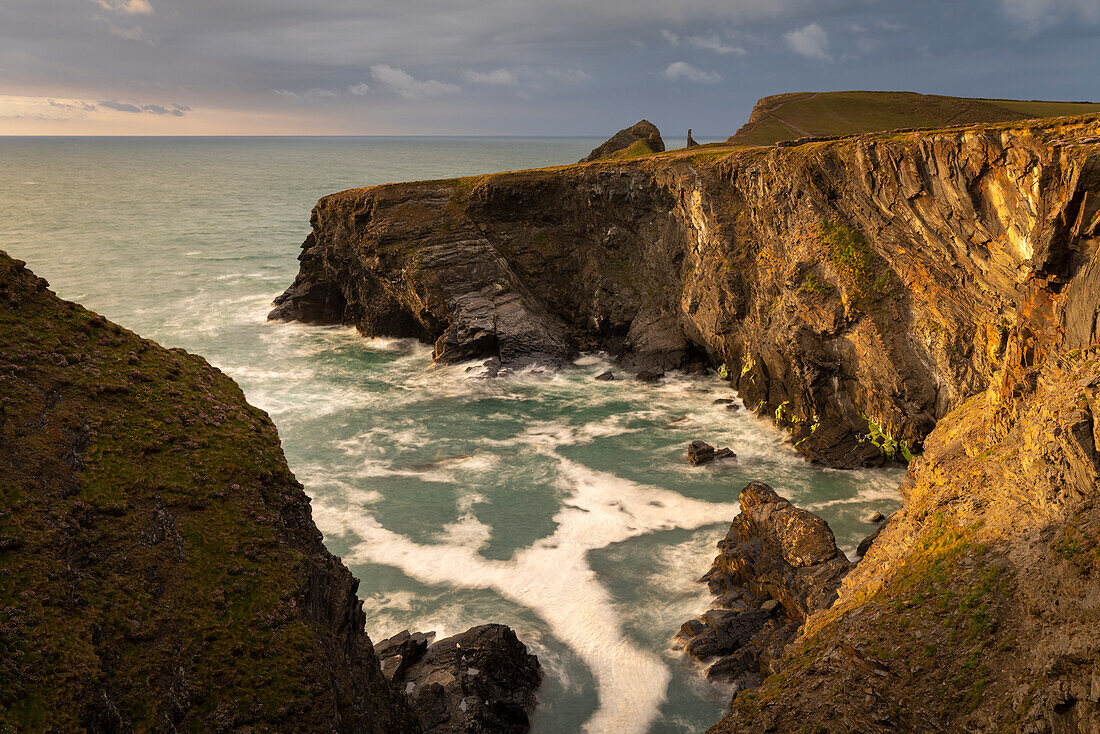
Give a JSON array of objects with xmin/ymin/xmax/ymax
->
[
  {"xmin": 714, "ymin": 356, "xmax": 1100, "ymax": 733},
  {"xmin": 268, "ymin": 116, "xmax": 1100, "ymax": 467},
  {"xmin": 580, "ymin": 120, "xmax": 665, "ymax": 162},
  {"xmin": 0, "ymin": 253, "xmax": 420, "ymax": 733},
  {"xmin": 375, "ymin": 630, "xmax": 436, "ymax": 683},
  {"xmin": 676, "ymin": 482, "xmax": 851, "ymax": 688},
  {"xmin": 376, "ymin": 625, "xmax": 541, "ymax": 734}
]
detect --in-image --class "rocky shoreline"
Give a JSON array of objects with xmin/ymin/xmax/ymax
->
[
  {"xmin": 269, "ymin": 114, "xmax": 1100, "ymax": 469},
  {"xmin": 6, "ymin": 108, "xmax": 1100, "ymax": 732},
  {"xmin": 269, "ymin": 112, "xmax": 1100, "ymax": 731}
]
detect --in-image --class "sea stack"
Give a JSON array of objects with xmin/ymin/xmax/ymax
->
[{"xmin": 579, "ymin": 120, "xmax": 665, "ymax": 162}]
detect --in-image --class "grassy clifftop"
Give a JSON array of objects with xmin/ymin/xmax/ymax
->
[
  {"xmin": 0, "ymin": 252, "xmax": 418, "ymax": 732},
  {"xmin": 728, "ymin": 90, "xmax": 1100, "ymax": 145}
]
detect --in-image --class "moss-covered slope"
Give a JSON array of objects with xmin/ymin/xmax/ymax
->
[{"xmin": 0, "ymin": 252, "xmax": 419, "ymax": 732}]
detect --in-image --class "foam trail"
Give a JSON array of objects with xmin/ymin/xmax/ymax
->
[{"xmin": 313, "ymin": 456, "xmax": 739, "ymax": 734}]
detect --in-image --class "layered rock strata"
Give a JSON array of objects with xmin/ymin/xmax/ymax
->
[
  {"xmin": 270, "ymin": 114, "xmax": 1100, "ymax": 468},
  {"xmin": 676, "ymin": 483, "xmax": 851, "ymax": 689},
  {"xmin": 710, "ymin": 354, "xmax": 1100, "ymax": 733}
]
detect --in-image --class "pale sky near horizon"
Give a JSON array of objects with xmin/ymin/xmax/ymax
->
[{"xmin": 1, "ymin": 0, "xmax": 1098, "ymax": 136}]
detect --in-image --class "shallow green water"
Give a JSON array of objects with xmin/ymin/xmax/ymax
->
[{"xmin": 0, "ymin": 137, "xmax": 903, "ymax": 733}]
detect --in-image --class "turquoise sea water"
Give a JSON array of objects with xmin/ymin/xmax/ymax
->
[{"xmin": 0, "ymin": 137, "xmax": 903, "ymax": 733}]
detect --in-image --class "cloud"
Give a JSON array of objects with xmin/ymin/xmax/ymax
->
[
  {"xmin": 661, "ymin": 29, "xmax": 747, "ymax": 55},
  {"xmin": 348, "ymin": 83, "xmax": 371, "ymax": 95},
  {"xmin": 48, "ymin": 99, "xmax": 98, "ymax": 111},
  {"xmin": 272, "ymin": 88, "xmax": 339, "ymax": 100},
  {"xmin": 98, "ymin": 99, "xmax": 188, "ymax": 115},
  {"xmin": 663, "ymin": 60, "xmax": 721, "ymax": 83},
  {"xmin": 370, "ymin": 64, "xmax": 460, "ymax": 99},
  {"xmin": 463, "ymin": 68, "xmax": 518, "ymax": 86},
  {"xmin": 94, "ymin": 0, "xmax": 153, "ymax": 16},
  {"xmin": 997, "ymin": 0, "xmax": 1100, "ymax": 34},
  {"xmin": 544, "ymin": 68, "xmax": 591, "ymax": 83},
  {"xmin": 107, "ymin": 24, "xmax": 155, "ymax": 43},
  {"xmin": 785, "ymin": 22, "xmax": 830, "ymax": 60}
]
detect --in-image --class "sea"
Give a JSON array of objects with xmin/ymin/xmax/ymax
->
[{"xmin": 0, "ymin": 136, "xmax": 904, "ymax": 733}]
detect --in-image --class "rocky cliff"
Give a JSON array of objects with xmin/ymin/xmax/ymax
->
[
  {"xmin": 271, "ymin": 114, "xmax": 1100, "ymax": 468},
  {"xmin": 271, "ymin": 112, "xmax": 1100, "ymax": 731},
  {"xmin": 0, "ymin": 252, "xmax": 422, "ymax": 732}
]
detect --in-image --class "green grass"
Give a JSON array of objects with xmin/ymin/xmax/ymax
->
[
  {"xmin": 823, "ymin": 220, "xmax": 890, "ymax": 311},
  {"xmin": 729, "ymin": 91, "xmax": 1100, "ymax": 146},
  {"xmin": 600, "ymin": 139, "xmax": 657, "ymax": 160}
]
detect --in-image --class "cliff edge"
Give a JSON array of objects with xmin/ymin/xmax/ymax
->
[
  {"xmin": 270, "ymin": 113, "xmax": 1100, "ymax": 468},
  {"xmin": 0, "ymin": 252, "xmax": 420, "ymax": 732}
]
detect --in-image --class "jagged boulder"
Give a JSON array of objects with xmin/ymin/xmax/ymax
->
[
  {"xmin": 676, "ymin": 482, "xmax": 851, "ymax": 687},
  {"xmin": 380, "ymin": 624, "xmax": 541, "ymax": 734},
  {"xmin": 579, "ymin": 120, "xmax": 665, "ymax": 162}
]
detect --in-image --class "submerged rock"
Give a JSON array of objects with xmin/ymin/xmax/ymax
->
[
  {"xmin": 595, "ymin": 370, "xmax": 615, "ymax": 381},
  {"xmin": 688, "ymin": 440, "xmax": 715, "ymax": 465},
  {"xmin": 676, "ymin": 482, "xmax": 851, "ymax": 689},
  {"xmin": 580, "ymin": 120, "xmax": 665, "ymax": 162},
  {"xmin": 635, "ymin": 370, "xmax": 664, "ymax": 383}
]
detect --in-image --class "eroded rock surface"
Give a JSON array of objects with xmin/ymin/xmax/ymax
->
[
  {"xmin": 676, "ymin": 482, "xmax": 851, "ymax": 688},
  {"xmin": 377, "ymin": 624, "xmax": 541, "ymax": 734}
]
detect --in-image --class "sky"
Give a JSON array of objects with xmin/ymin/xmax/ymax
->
[{"xmin": 0, "ymin": 0, "xmax": 1098, "ymax": 136}]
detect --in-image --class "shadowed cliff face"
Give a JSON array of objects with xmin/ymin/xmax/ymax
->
[
  {"xmin": 271, "ymin": 115, "xmax": 1100, "ymax": 469},
  {"xmin": 0, "ymin": 252, "xmax": 421, "ymax": 733}
]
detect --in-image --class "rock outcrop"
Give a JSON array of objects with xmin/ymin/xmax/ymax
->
[
  {"xmin": 0, "ymin": 252, "xmax": 423, "ymax": 732},
  {"xmin": 711, "ymin": 356, "xmax": 1100, "ymax": 733},
  {"xmin": 377, "ymin": 625, "xmax": 541, "ymax": 734},
  {"xmin": 270, "ymin": 113, "xmax": 1100, "ymax": 468},
  {"xmin": 676, "ymin": 483, "xmax": 851, "ymax": 689},
  {"xmin": 579, "ymin": 119, "xmax": 665, "ymax": 162}
]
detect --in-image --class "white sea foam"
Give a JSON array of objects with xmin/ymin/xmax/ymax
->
[{"xmin": 313, "ymin": 456, "xmax": 739, "ymax": 734}]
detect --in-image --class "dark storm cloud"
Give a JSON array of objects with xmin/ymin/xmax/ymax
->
[{"xmin": 1, "ymin": 0, "xmax": 1098, "ymax": 133}]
